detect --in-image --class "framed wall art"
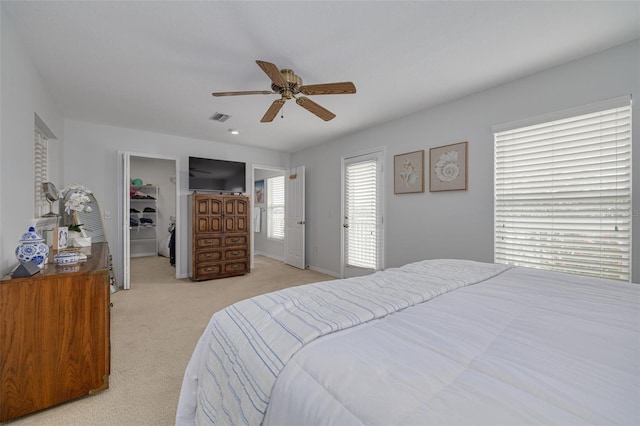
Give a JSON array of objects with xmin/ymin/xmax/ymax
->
[
  {"xmin": 394, "ymin": 150, "xmax": 425, "ymax": 194},
  {"xmin": 254, "ymin": 179, "xmax": 265, "ymax": 204},
  {"xmin": 429, "ymin": 141, "xmax": 468, "ymax": 192},
  {"xmin": 53, "ymin": 226, "xmax": 69, "ymax": 250}
]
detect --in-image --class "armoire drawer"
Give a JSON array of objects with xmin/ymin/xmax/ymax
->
[
  {"xmin": 195, "ymin": 250, "xmax": 223, "ymax": 264},
  {"xmin": 195, "ymin": 263, "xmax": 223, "ymax": 277},
  {"xmin": 224, "ymin": 247, "xmax": 247, "ymax": 260},
  {"xmin": 224, "ymin": 261, "xmax": 248, "ymax": 275},
  {"xmin": 224, "ymin": 235, "xmax": 247, "ymax": 246},
  {"xmin": 195, "ymin": 236, "xmax": 222, "ymax": 249},
  {"xmin": 195, "ymin": 261, "xmax": 247, "ymax": 279}
]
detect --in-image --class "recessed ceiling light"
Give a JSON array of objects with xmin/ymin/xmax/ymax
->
[{"xmin": 229, "ymin": 129, "xmax": 239, "ymax": 135}]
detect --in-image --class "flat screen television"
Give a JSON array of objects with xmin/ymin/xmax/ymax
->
[{"xmin": 188, "ymin": 156, "xmax": 246, "ymax": 193}]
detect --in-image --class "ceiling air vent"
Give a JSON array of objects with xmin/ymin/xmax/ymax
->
[{"xmin": 210, "ymin": 112, "xmax": 231, "ymax": 122}]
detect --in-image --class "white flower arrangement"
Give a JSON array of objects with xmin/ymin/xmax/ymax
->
[{"xmin": 58, "ymin": 184, "xmax": 93, "ymax": 215}]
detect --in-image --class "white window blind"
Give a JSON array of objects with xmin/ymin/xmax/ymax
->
[
  {"xmin": 345, "ymin": 159, "xmax": 378, "ymax": 269},
  {"xmin": 267, "ymin": 175, "xmax": 285, "ymax": 240},
  {"xmin": 34, "ymin": 128, "xmax": 48, "ymax": 217},
  {"xmin": 494, "ymin": 101, "xmax": 632, "ymax": 281}
]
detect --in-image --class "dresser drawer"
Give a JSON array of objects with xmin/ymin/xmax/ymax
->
[
  {"xmin": 224, "ymin": 261, "xmax": 248, "ymax": 275},
  {"xmin": 195, "ymin": 250, "xmax": 223, "ymax": 264},
  {"xmin": 224, "ymin": 247, "xmax": 247, "ymax": 260},
  {"xmin": 224, "ymin": 235, "xmax": 247, "ymax": 246},
  {"xmin": 194, "ymin": 261, "xmax": 247, "ymax": 280},
  {"xmin": 195, "ymin": 263, "xmax": 223, "ymax": 277},
  {"xmin": 195, "ymin": 236, "xmax": 222, "ymax": 249}
]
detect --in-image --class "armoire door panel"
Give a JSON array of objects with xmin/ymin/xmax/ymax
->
[
  {"xmin": 196, "ymin": 217, "xmax": 209, "ymax": 233},
  {"xmin": 235, "ymin": 199, "xmax": 248, "ymax": 215},
  {"xmin": 209, "ymin": 217, "xmax": 222, "ymax": 233},
  {"xmin": 236, "ymin": 217, "xmax": 247, "ymax": 232},
  {"xmin": 196, "ymin": 199, "xmax": 210, "ymax": 215},
  {"xmin": 210, "ymin": 199, "xmax": 222, "ymax": 215}
]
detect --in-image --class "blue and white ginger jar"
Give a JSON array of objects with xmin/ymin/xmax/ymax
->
[{"xmin": 15, "ymin": 226, "xmax": 49, "ymax": 269}]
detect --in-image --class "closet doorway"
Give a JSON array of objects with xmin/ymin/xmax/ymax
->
[
  {"xmin": 121, "ymin": 152, "xmax": 179, "ymax": 289},
  {"xmin": 251, "ymin": 165, "xmax": 306, "ymax": 270},
  {"xmin": 251, "ymin": 166, "xmax": 286, "ymax": 269}
]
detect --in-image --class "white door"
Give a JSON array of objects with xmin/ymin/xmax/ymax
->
[
  {"xmin": 285, "ymin": 166, "xmax": 305, "ymax": 269},
  {"xmin": 121, "ymin": 152, "xmax": 131, "ymax": 289},
  {"xmin": 342, "ymin": 151, "xmax": 384, "ymax": 278}
]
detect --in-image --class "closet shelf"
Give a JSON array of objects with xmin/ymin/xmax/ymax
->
[{"xmin": 129, "ymin": 184, "xmax": 159, "ymax": 257}]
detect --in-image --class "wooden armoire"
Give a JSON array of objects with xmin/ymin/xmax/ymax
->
[{"xmin": 188, "ymin": 193, "xmax": 250, "ymax": 281}]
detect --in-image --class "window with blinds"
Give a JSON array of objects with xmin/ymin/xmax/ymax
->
[
  {"xmin": 345, "ymin": 159, "xmax": 378, "ymax": 269},
  {"xmin": 34, "ymin": 128, "xmax": 48, "ymax": 218},
  {"xmin": 267, "ymin": 175, "xmax": 285, "ymax": 240},
  {"xmin": 494, "ymin": 99, "xmax": 632, "ymax": 281}
]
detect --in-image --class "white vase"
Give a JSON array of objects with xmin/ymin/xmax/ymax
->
[{"xmin": 69, "ymin": 231, "xmax": 91, "ymax": 247}]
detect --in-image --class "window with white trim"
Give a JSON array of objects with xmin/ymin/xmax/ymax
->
[
  {"xmin": 34, "ymin": 128, "xmax": 48, "ymax": 218},
  {"xmin": 494, "ymin": 97, "xmax": 632, "ymax": 281},
  {"xmin": 267, "ymin": 175, "xmax": 285, "ymax": 240}
]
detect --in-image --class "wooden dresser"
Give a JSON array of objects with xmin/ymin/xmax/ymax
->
[
  {"xmin": 188, "ymin": 193, "xmax": 250, "ymax": 280},
  {"xmin": 0, "ymin": 243, "xmax": 111, "ymax": 421}
]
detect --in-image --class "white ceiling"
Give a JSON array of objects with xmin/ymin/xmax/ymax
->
[{"xmin": 3, "ymin": 1, "xmax": 639, "ymax": 153}]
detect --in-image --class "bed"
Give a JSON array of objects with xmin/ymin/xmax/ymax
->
[{"xmin": 176, "ymin": 259, "xmax": 640, "ymax": 425}]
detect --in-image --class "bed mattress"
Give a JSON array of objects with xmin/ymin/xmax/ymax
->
[{"xmin": 177, "ymin": 260, "xmax": 640, "ymax": 425}]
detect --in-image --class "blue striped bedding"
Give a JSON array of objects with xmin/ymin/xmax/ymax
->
[{"xmin": 176, "ymin": 259, "xmax": 511, "ymax": 425}]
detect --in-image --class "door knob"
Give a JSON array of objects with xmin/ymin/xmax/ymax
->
[
  {"xmin": 297, "ymin": 221, "xmax": 305, "ymax": 225},
  {"xmin": 343, "ymin": 224, "xmax": 349, "ymax": 228}
]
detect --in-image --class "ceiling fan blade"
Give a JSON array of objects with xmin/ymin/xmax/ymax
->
[
  {"xmin": 256, "ymin": 60, "xmax": 288, "ymax": 88},
  {"xmin": 212, "ymin": 90, "xmax": 274, "ymax": 97},
  {"xmin": 299, "ymin": 82, "xmax": 356, "ymax": 96},
  {"xmin": 261, "ymin": 99, "xmax": 286, "ymax": 123},
  {"xmin": 295, "ymin": 97, "xmax": 336, "ymax": 121}
]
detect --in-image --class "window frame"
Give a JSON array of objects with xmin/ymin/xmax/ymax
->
[
  {"xmin": 493, "ymin": 96, "xmax": 632, "ymax": 281},
  {"xmin": 266, "ymin": 175, "xmax": 285, "ymax": 241},
  {"xmin": 34, "ymin": 127, "xmax": 49, "ymax": 218}
]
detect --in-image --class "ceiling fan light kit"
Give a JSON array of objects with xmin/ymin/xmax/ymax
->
[{"xmin": 212, "ymin": 60, "xmax": 356, "ymax": 122}]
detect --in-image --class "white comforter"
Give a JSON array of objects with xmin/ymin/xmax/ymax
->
[
  {"xmin": 176, "ymin": 260, "xmax": 640, "ymax": 425},
  {"xmin": 176, "ymin": 259, "xmax": 510, "ymax": 425},
  {"xmin": 264, "ymin": 266, "xmax": 640, "ymax": 425}
]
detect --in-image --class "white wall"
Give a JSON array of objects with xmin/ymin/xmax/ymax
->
[
  {"xmin": 63, "ymin": 120, "xmax": 290, "ymax": 283},
  {"xmin": 0, "ymin": 8, "xmax": 64, "ymax": 275},
  {"xmin": 293, "ymin": 39, "xmax": 640, "ymax": 281}
]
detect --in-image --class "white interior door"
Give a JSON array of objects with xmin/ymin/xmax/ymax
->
[
  {"xmin": 285, "ymin": 166, "xmax": 305, "ymax": 269},
  {"xmin": 342, "ymin": 151, "xmax": 384, "ymax": 278},
  {"xmin": 121, "ymin": 152, "xmax": 131, "ymax": 289}
]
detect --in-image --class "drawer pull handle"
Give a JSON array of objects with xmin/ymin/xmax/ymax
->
[
  {"xmin": 204, "ymin": 253, "xmax": 213, "ymax": 258},
  {"xmin": 231, "ymin": 251, "xmax": 239, "ymax": 255},
  {"xmin": 204, "ymin": 239, "xmax": 214, "ymax": 244},
  {"xmin": 232, "ymin": 264, "xmax": 239, "ymax": 269},
  {"xmin": 230, "ymin": 238, "xmax": 239, "ymax": 242}
]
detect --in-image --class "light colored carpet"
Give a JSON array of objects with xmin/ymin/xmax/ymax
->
[{"xmin": 6, "ymin": 256, "xmax": 333, "ymax": 425}]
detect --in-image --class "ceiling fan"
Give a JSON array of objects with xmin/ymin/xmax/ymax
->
[{"xmin": 212, "ymin": 60, "xmax": 356, "ymax": 122}]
